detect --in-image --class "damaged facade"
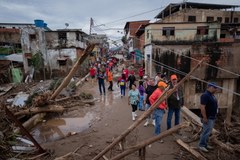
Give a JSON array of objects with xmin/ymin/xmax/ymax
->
[
  {"xmin": 21, "ymin": 27, "xmax": 89, "ymax": 78},
  {"xmin": 144, "ymin": 2, "xmax": 240, "ymax": 121}
]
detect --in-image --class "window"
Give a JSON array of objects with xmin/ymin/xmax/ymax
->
[
  {"xmin": 76, "ymin": 33, "xmax": 79, "ymax": 41},
  {"xmin": 225, "ymin": 17, "xmax": 230, "ymax": 23},
  {"xmin": 234, "ymin": 18, "xmax": 239, "ymax": 23},
  {"xmin": 162, "ymin": 27, "xmax": 175, "ymax": 36},
  {"xmin": 58, "ymin": 32, "xmax": 67, "ymax": 40},
  {"xmin": 29, "ymin": 34, "xmax": 36, "ymax": 40},
  {"xmin": 58, "ymin": 32, "xmax": 67, "ymax": 45},
  {"xmin": 197, "ymin": 26, "xmax": 209, "ymax": 35},
  {"xmin": 217, "ymin": 17, "xmax": 222, "ymax": 23},
  {"xmin": 188, "ymin": 16, "xmax": 196, "ymax": 22},
  {"xmin": 206, "ymin": 16, "xmax": 214, "ymax": 22}
]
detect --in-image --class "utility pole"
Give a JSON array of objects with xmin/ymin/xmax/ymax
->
[{"xmin": 90, "ymin": 17, "xmax": 93, "ymax": 35}]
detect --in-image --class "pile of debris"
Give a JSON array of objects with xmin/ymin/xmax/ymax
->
[{"xmin": 0, "ymin": 77, "xmax": 95, "ymax": 159}]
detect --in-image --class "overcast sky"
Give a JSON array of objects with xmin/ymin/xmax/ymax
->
[{"xmin": 1, "ymin": 0, "xmax": 239, "ymax": 44}]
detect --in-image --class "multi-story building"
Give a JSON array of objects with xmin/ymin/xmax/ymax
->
[
  {"xmin": 124, "ymin": 20, "xmax": 150, "ymax": 64},
  {"xmin": 144, "ymin": 2, "xmax": 240, "ymax": 122},
  {"xmin": 21, "ymin": 28, "xmax": 89, "ymax": 78}
]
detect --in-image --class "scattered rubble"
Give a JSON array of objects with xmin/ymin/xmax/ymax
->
[{"xmin": 0, "ymin": 76, "xmax": 95, "ymax": 159}]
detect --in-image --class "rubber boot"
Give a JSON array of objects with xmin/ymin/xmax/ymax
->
[{"xmin": 132, "ymin": 112, "xmax": 135, "ymax": 121}]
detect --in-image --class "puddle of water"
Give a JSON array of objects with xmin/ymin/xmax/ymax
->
[{"xmin": 31, "ymin": 112, "xmax": 94, "ymax": 143}]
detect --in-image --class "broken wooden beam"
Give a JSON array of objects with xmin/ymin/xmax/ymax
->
[
  {"xmin": 14, "ymin": 105, "xmax": 65, "ymax": 116},
  {"xmin": 76, "ymin": 73, "xmax": 90, "ymax": 86},
  {"xmin": 4, "ymin": 105, "xmax": 45, "ymax": 154},
  {"xmin": 111, "ymin": 122, "xmax": 190, "ymax": 160},
  {"xmin": 181, "ymin": 106, "xmax": 219, "ymax": 135},
  {"xmin": 176, "ymin": 139, "xmax": 207, "ymax": 160},
  {"xmin": 14, "ymin": 113, "xmax": 46, "ymax": 133}
]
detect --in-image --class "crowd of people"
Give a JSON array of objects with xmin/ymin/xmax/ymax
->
[{"xmin": 88, "ymin": 59, "xmax": 219, "ymax": 152}]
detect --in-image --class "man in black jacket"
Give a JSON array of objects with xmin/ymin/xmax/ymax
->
[{"xmin": 167, "ymin": 74, "xmax": 184, "ymax": 129}]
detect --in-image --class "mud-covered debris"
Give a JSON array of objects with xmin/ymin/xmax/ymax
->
[{"xmin": 79, "ymin": 92, "xmax": 93, "ymax": 99}]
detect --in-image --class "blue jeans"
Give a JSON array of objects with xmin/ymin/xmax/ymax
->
[
  {"xmin": 154, "ymin": 109, "xmax": 165, "ymax": 135},
  {"xmin": 98, "ymin": 80, "xmax": 105, "ymax": 94},
  {"xmin": 138, "ymin": 95, "xmax": 144, "ymax": 110},
  {"xmin": 199, "ymin": 119, "xmax": 215, "ymax": 148},
  {"xmin": 120, "ymin": 86, "xmax": 125, "ymax": 96},
  {"xmin": 167, "ymin": 107, "xmax": 180, "ymax": 129},
  {"xmin": 145, "ymin": 103, "xmax": 153, "ymax": 119}
]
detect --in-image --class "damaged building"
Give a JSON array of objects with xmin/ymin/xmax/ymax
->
[
  {"xmin": 20, "ymin": 21, "xmax": 89, "ymax": 79},
  {"xmin": 144, "ymin": 2, "xmax": 240, "ymax": 121}
]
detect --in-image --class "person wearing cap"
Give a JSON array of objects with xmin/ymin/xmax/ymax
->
[
  {"xmin": 149, "ymin": 81, "xmax": 168, "ymax": 140},
  {"xmin": 198, "ymin": 82, "xmax": 219, "ymax": 152},
  {"xmin": 167, "ymin": 74, "xmax": 184, "ymax": 130}
]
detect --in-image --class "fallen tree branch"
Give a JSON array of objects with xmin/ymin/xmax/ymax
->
[
  {"xmin": 54, "ymin": 144, "xmax": 85, "ymax": 160},
  {"xmin": 211, "ymin": 137, "xmax": 234, "ymax": 153},
  {"xmin": 111, "ymin": 122, "xmax": 190, "ymax": 160},
  {"xmin": 14, "ymin": 113, "xmax": 46, "ymax": 133},
  {"xmin": 176, "ymin": 139, "xmax": 207, "ymax": 160},
  {"xmin": 14, "ymin": 105, "xmax": 65, "ymax": 116}
]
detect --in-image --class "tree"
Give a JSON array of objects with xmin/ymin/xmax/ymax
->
[{"xmin": 31, "ymin": 51, "xmax": 45, "ymax": 80}]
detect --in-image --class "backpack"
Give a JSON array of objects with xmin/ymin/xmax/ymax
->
[{"xmin": 120, "ymin": 79, "xmax": 125, "ymax": 86}]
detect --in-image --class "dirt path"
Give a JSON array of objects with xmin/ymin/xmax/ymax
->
[{"xmin": 42, "ymin": 69, "xmax": 183, "ymax": 160}]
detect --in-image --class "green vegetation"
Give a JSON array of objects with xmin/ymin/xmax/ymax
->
[
  {"xmin": 0, "ymin": 47, "xmax": 22, "ymax": 54},
  {"xmin": 31, "ymin": 51, "xmax": 44, "ymax": 72}
]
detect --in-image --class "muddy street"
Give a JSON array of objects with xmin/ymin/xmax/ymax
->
[{"xmin": 41, "ymin": 72, "xmax": 183, "ymax": 160}]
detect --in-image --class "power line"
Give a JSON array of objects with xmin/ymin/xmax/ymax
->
[
  {"xmin": 127, "ymin": 32, "xmax": 240, "ymax": 78},
  {"xmin": 135, "ymin": 52, "xmax": 240, "ymax": 97},
  {"xmin": 95, "ymin": 6, "xmax": 166, "ymax": 27}
]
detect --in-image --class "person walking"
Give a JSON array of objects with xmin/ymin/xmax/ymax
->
[
  {"xmin": 107, "ymin": 69, "xmax": 114, "ymax": 91},
  {"xmin": 89, "ymin": 66, "xmax": 96, "ymax": 84},
  {"xmin": 118, "ymin": 74, "xmax": 126, "ymax": 97},
  {"xmin": 149, "ymin": 81, "xmax": 167, "ymax": 142},
  {"xmin": 97, "ymin": 70, "xmax": 106, "ymax": 95},
  {"xmin": 138, "ymin": 67, "xmax": 144, "ymax": 79},
  {"xmin": 128, "ymin": 84, "xmax": 140, "ymax": 121},
  {"xmin": 167, "ymin": 74, "xmax": 184, "ymax": 130},
  {"xmin": 138, "ymin": 80, "xmax": 145, "ymax": 111},
  {"xmin": 143, "ymin": 78, "xmax": 157, "ymax": 127},
  {"xmin": 198, "ymin": 82, "xmax": 219, "ymax": 152},
  {"xmin": 127, "ymin": 71, "xmax": 136, "ymax": 89}
]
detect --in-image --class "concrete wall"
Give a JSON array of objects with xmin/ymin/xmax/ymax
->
[
  {"xmin": 45, "ymin": 32, "xmax": 86, "ymax": 49},
  {"xmin": 162, "ymin": 9, "xmax": 240, "ymax": 23},
  {"xmin": 21, "ymin": 27, "xmax": 47, "ymax": 74},
  {"xmin": 145, "ymin": 22, "xmax": 220, "ymax": 43},
  {"xmin": 46, "ymin": 48, "xmax": 76, "ymax": 70},
  {"xmin": 184, "ymin": 79, "xmax": 236, "ymax": 109},
  {"xmin": 0, "ymin": 29, "xmax": 21, "ymax": 44}
]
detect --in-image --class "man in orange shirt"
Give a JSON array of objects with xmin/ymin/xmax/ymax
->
[
  {"xmin": 107, "ymin": 70, "xmax": 113, "ymax": 91},
  {"xmin": 149, "ymin": 81, "xmax": 167, "ymax": 139}
]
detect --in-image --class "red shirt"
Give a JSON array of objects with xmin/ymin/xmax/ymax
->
[
  {"xmin": 139, "ymin": 68, "xmax": 144, "ymax": 77},
  {"xmin": 149, "ymin": 88, "xmax": 167, "ymax": 110},
  {"xmin": 90, "ymin": 68, "xmax": 95, "ymax": 76}
]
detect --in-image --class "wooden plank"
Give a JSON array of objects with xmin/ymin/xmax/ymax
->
[
  {"xmin": 176, "ymin": 139, "xmax": 207, "ymax": 160},
  {"xmin": 110, "ymin": 122, "xmax": 189, "ymax": 160},
  {"xmin": 181, "ymin": 106, "xmax": 219, "ymax": 134},
  {"xmin": 226, "ymin": 79, "xmax": 235, "ymax": 123}
]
